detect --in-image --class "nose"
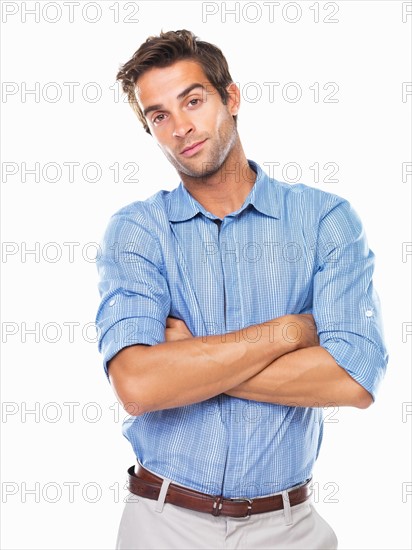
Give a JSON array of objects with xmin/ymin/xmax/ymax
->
[{"xmin": 172, "ymin": 112, "xmax": 194, "ymax": 138}]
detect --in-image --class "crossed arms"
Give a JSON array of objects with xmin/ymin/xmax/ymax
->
[
  {"xmin": 108, "ymin": 314, "xmax": 373, "ymax": 416},
  {"xmin": 100, "ymin": 198, "xmax": 387, "ymax": 417}
]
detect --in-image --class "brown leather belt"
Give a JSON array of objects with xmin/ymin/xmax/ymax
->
[{"xmin": 127, "ymin": 464, "xmax": 311, "ymax": 518}]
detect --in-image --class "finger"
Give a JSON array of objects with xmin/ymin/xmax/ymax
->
[{"xmin": 300, "ymin": 313, "xmax": 314, "ymax": 321}]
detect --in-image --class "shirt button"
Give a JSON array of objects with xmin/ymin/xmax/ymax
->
[
  {"xmin": 109, "ymin": 298, "xmax": 116, "ymax": 307},
  {"xmin": 365, "ymin": 309, "xmax": 373, "ymax": 317}
]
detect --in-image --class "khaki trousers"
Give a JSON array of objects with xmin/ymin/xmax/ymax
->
[{"xmin": 115, "ymin": 475, "xmax": 338, "ymax": 550}]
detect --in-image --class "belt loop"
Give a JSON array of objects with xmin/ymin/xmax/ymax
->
[
  {"xmin": 155, "ymin": 478, "xmax": 172, "ymax": 513},
  {"xmin": 212, "ymin": 496, "xmax": 223, "ymax": 516},
  {"xmin": 281, "ymin": 490, "xmax": 293, "ymax": 525}
]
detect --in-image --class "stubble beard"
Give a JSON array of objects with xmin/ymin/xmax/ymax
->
[{"xmin": 163, "ymin": 118, "xmax": 239, "ymax": 181}]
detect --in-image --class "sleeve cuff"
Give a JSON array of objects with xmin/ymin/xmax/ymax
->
[
  {"xmin": 99, "ymin": 317, "xmax": 165, "ymax": 380},
  {"xmin": 321, "ymin": 337, "xmax": 388, "ymax": 401}
]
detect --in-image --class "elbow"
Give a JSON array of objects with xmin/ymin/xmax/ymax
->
[
  {"xmin": 353, "ymin": 386, "xmax": 374, "ymax": 409},
  {"xmin": 112, "ymin": 376, "xmax": 163, "ymax": 417},
  {"xmin": 335, "ymin": 372, "xmax": 374, "ymax": 409},
  {"xmin": 108, "ymin": 348, "xmax": 153, "ymax": 417},
  {"xmin": 338, "ymin": 366, "xmax": 374, "ymax": 409},
  {"xmin": 122, "ymin": 395, "xmax": 149, "ymax": 417},
  {"xmin": 111, "ymin": 386, "xmax": 148, "ymax": 417},
  {"xmin": 111, "ymin": 374, "xmax": 166, "ymax": 416},
  {"xmin": 115, "ymin": 370, "xmax": 165, "ymax": 416}
]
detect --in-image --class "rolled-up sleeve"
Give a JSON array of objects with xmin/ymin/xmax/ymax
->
[
  {"xmin": 95, "ymin": 206, "xmax": 171, "ymax": 379},
  {"xmin": 313, "ymin": 198, "xmax": 388, "ymax": 400}
]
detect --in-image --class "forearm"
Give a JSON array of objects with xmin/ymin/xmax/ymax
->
[
  {"xmin": 108, "ymin": 315, "xmax": 314, "ymax": 415},
  {"xmin": 225, "ymin": 346, "xmax": 373, "ymax": 409}
]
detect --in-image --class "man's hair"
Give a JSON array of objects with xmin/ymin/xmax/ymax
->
[{"xmin": 116, "ymin": 29, "xmax": 237, "ymax": 134}]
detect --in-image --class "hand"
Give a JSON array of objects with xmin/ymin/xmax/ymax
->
[
  {"xmin": 286, "ymin": 314, "xmax": 319, "ymax": 349},
  {"xmin": 165, "ymin": 317, "xmax": 193, "ymax": 342}
]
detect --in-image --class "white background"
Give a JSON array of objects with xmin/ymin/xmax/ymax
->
[{"xmin": 1, "ymin": 1, "xmax": 411, "ymax": 548}]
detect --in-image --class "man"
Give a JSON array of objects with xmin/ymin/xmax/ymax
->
[{"xmin": 95, "ymin": 29, "xmax": 388, "ymax": 549}]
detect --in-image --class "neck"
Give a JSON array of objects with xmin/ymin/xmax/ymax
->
[{"xmin": 178, "ymin": 140, "xmax": 256, "ymax": 219}]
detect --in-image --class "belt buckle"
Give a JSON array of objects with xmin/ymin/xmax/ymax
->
[{"xmin": 230, "ymin": 497, "xmax": 253, "ymax": 518}]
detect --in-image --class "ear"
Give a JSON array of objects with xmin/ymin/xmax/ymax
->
[{"xmin": 226, "ymin": 82, "xmax": 240, "ymax": 116}]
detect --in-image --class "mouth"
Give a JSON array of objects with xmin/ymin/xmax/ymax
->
[{"xmin": 180, "ymin": 139, "xmax": 207, "ymax": 157}]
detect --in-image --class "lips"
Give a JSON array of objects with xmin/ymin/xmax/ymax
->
[{"xmin": 180, "ymin": 139, "xmax": 207, "ymax": 157}]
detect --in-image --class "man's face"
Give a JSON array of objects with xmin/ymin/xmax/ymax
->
[{"xmin": 135, "ymin": 60, "xmax": 239, "ymax": 179}]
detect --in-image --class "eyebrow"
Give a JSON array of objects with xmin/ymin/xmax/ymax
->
[{"xmin": 143, "ymin": 83, "xmax": 207, "ymax": 117}]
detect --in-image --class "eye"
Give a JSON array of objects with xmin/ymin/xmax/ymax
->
[
  {"xmin": 152, "ymin": 113, "xmax": 167, "ymax": 124},
  {"xmin": 187, "ymin": 98, "xmax": 202, "ymax": 108}
]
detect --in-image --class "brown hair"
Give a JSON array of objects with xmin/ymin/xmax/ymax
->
[{"xmin": 116, "ymin": 29, "xmax": 237, "ymax": 134}]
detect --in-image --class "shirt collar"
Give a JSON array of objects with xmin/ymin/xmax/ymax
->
[
  {"xmin": 166, "ymin": 160, "xmax": 280, "ymax": 222},
  {"xmin": 245, "ymin": 160, "xmax": 281, "ymax": 219}
]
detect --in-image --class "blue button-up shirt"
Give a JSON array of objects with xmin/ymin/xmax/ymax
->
[{"xmin": 95, "ymin": 160, "xmax": 388, "ymax": 498}]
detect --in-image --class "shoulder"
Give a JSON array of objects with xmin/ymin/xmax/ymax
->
[
  {"xmin": 273, "ymin": 181, "xmax": 366, "ymax": 250},
  {"xmin": 110, "ymin": 188, "xmax": 174, "ymax": 223},
  {"xmin": 274, "ymin": 178, "xmax": 348, "ymax": 220},
  {"xmin": 260, "ymin": 171, "xmax": 363, "ymax": 238},
  {"xmin": 99, "ymin": 187, "xmax": 181, "ymax": 252},
  {"xmin": 104, "ymin": 185, "xmax": 186, "ymax": 234}
]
